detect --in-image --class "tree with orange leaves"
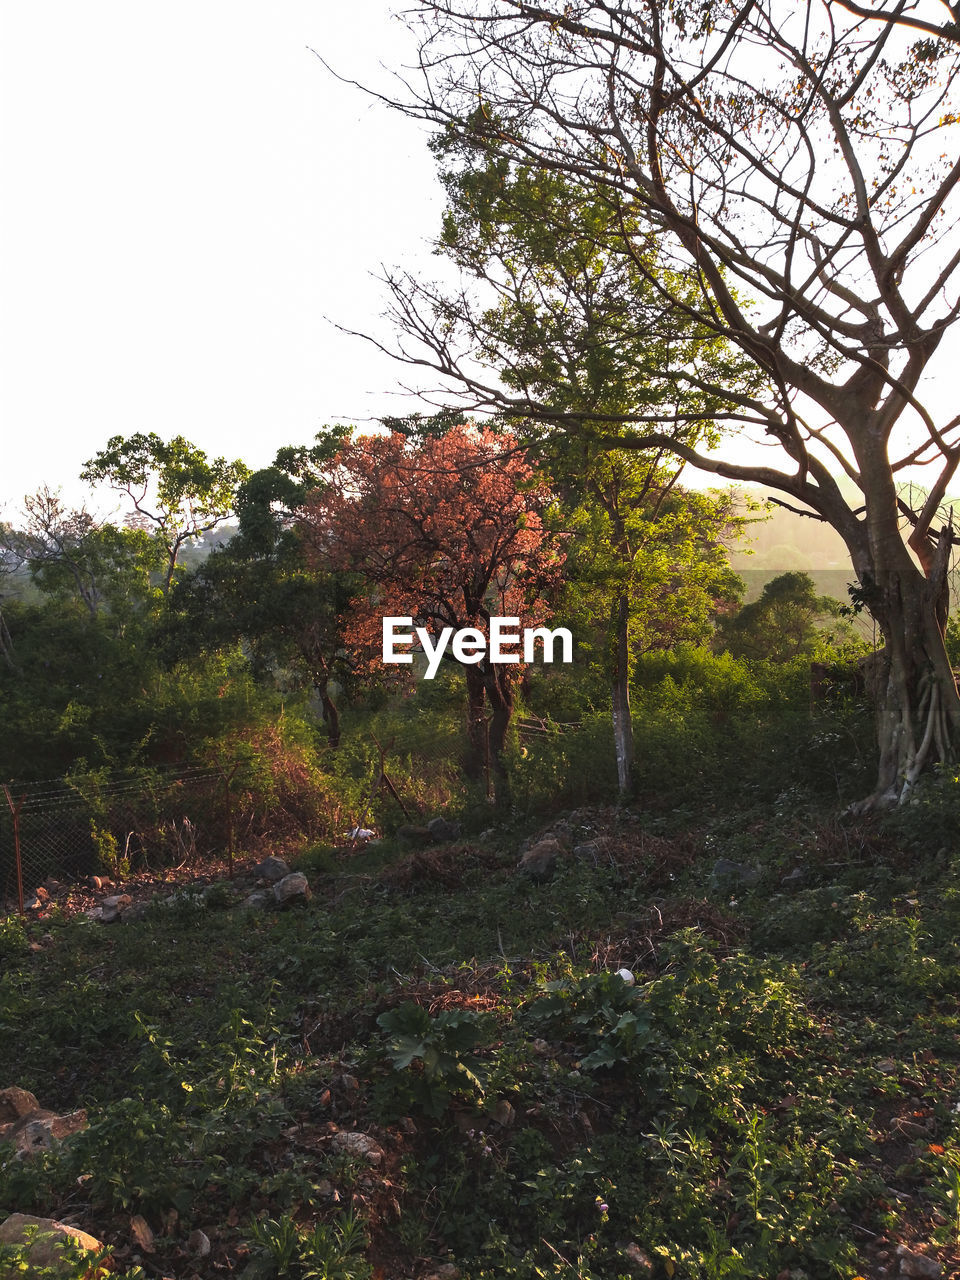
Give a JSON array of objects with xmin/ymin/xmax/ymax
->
[{"xmin": 298, "ymin": 424, "xmax": 565, "ymax": 798}]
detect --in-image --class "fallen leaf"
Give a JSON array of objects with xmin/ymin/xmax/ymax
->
[{"xmin": 130, "ymin": 1214, "xmax": 154, "ymax": 1253}]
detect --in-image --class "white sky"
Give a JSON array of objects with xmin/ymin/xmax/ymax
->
[
  {"xmin": 0, "ymin": 1, "xmax": 442, "ymax": 512},
  {"xmin": 0, "ymin": 3, "xmax": 956, "ymax": 521}
]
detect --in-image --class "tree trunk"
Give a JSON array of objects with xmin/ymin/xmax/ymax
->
[
  {"xmin": 484, "ymin": 662, "xmax": 515, "ymax": 808},
  {"xmin": 317, "ymin": 681, "xmax": 341, "ymax": 749},
  {"xmin": 847, "ymin": 465, "xmax": 960, "ymax": 808},
  {"xmin": 463, "ymin": 664, "xmax": 488, "ymax": 781},
  {"xmin": 861, "ymin": 564, "xmax": 960, "ymax": 807},
  {"xmin": 611, "ymin": 592, "xmax": 634, "ymax": 796}
]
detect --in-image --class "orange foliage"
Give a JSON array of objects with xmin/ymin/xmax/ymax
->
[{"xmin": 298, "ymin": 425, "xmax": 565, "ymax": 671}]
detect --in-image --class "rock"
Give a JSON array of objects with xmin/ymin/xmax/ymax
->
[
  {"xmin": 102, "ymin": 894, "xmax": 132, "ymax": 909},
  {"xmin": 616, "ymin": 968, "xmax": 636, "ymax": 986},
  {"xmin": 24, "ymin": 895, "xmax": 42, "ymax": 912},
  {"xmin": 573, "ymin": 840, "xmax": 608, "ymax": 864},
  {"xmin": 396, "ymin": 824, "xmax": 434, "ymax": 845},
  {"xmin": 422, "ymin": 1266, "xmax": 460, "ymax": 1280},
  {"xmin": 187, "ymin": 1229, "xmax": 211, "ymax": 1257},
  {"xmin": 0, "ymin": 1088, "xmax": 87, "ymax": 1157},
  {"xmin": 0, "ymin": 1087, "xmax": 40, "ymax": 1125},
  {"xmin": 427, "ymin": 817, "xmax": 461, "ymax": 842},
  {"xmin": 273, "ymin": 872, "xmax": 311, "ymax": 906},
  {"xmin": 709, "ymin": 858, "xmax": 761, "ymax": 891},
  {"xmin": 0, "ymin": 1212, "xmax": 103, "ymax": 1277},
  {"xmin": 896, "ymin": 1244, "xmax": 941, "ymax": 1277},
  {"xmin": 876, "ymin": 1059, "xmax": 898, "ymax": 1074},
  {"xmin": 119, "ymin": 903, "xmax": 148, "ymax": 924},
  {"xmin": 519, "ymin": 838, "xmax": 564, "ymax": 880},
  {"xmin": 890, "ymin": 1116, "xmax": 931, "ymax": 1140},
  {"xmin": 242, "ymin": 889, "xmax": 274, "ymax": 910},
  {"xmin": 253, "ymin": 856, "xmax": 291, "ymax": 883},
  {"xmin": 330, "ymin": 1130, "xmax": 384, "ymax": 1165},
  {"xmin": 622, "ymin": 1242, "xmax": 654, "ymax": 1273},
  {"xmin": 490, "ymin": 1099, "xmax": 515, "ymax": 1128}
]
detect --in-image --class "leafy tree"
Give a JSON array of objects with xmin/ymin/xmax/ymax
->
[
  {"xmin": 375, "ymin": 0, "xmax": 960, "ymax": 807},
  {"xmin": 0, "ymin": 488, "xmax": 164, "ymax": 625},
  {"xmin": 421, "ymin": 150, "xmax": 751, "ymax": 793},
  {"xmin": 719, "ymin": 572, "xmax": 846, "ymax": 663},
  {"xmin": 167, "ymin": 434, "xmax": 357, "ymax": 748},
  {"xmin": 561, "ymin": 454, "xmax": 744, "ymax": 791},
  {"xmin": 299, "ymin": 424, "xmax": 565, "ymax": 797},
  {"xmin": 81, "ymin": 433, "xmax": 250, "ymax": 592}
]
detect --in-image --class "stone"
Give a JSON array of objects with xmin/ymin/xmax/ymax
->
[
  {"xmin": 519, "ymin": 838, "xmax": 564, "ymax": 880},
  {"xmin": 396, "ymin": 824, "xmax": 434, "ymax": 845},
  {"xmin": 0, "ymin": 1212, "xmax": 104, "ymax": 1277},
  {"xmin": 253, "ymin": 856, "xmax": 291, "ymax": 883},
  {"xmin": 187, "ymin": 1229, "xmax": 211, "ymax": 1257},
  {"xmin": 119, "ymin": 903, "xmax": 148, "ymax": 924},
  {"xmin": 616, "ymin": 968, "xmax": 636, "ymax": 986},
  {"xmin": 330, "ymin": 1130, "xmax": 384, "ymax": 1165},
  {"xmin": 0, "ymin": 1088, "xmax": 87, "ymax": 1157},
  {"xmin": 896, "ymin": 1244, "xmax": 941, "ymax": 1277},
  {"xmin": 102, "ymin": 894, "xmax": 132, "ymax": 909},
  {"xmin": 890, "ymin": 1116, "xmax": 931, "ymax": 1140},
  {"xmin": 0, "ymin": 1086, "xmax": 40, "ymax": 1125},
  {"xmin": 273, "ymin": 872, "xmax": 311, "ymax": 906},
  {"xmin": 242, "ymin": 889, "xmax": 274, "ymax": 910},
  {"xmin": 709, "ymin": 858, "xmax": 761, "ymax": 891},
  {"xmin": 427, "ymin": 817, "xmax": 460, "ymax": 842},
  {"xmin": 573, "ymin": 840, "xmax": 608, "ymax": 864},
  {"xmin": 422, "ymin": 1266, "xmax": 459, "ymax": 1280},
  {"xmin": 622, "ymin": 1242, "xmax": 654, "ymax": 1273},
  {"xmin": 490, "ymin": 1099, "xmax": 515, "ymax": 1128}
]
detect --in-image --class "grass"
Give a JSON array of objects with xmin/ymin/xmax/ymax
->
[{"xmin": 2, "ymin": 792, "xmax": 960, "ymax": 1278}]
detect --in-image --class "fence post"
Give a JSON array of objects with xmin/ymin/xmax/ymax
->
[{"xmin": 3, "ymin": 785, "xmax": 26, "ymax": 918}]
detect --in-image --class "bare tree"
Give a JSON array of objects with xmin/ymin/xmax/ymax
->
[{"xmin": 361, "ymin": 0, "xmax": 960, "ymax": 806}]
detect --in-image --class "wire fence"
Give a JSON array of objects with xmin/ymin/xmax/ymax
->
[
  {"xmin": 0, "ymin": 715, "xmax": 589, "ymax": 919},
  {"xmin": 0, "ymin": 764, "xmax": 237, "ymax": 918}
]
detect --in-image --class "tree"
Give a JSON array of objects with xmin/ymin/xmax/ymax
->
[
  {"xmin": 372, "ymin": 0, "xmax": 960, "ymax": 806},
  {"xmin": 0, "ymin": 487, "xmax": 163, "ymax": 623},
  {"xmin": 720, "ymin": 571, "xmax": 846, "ymax": 663},
  {"xmin": 81, "ymin": 433, "xmax": 250, "ymax": 592},
  {"xmin": 561, "ymin": 454, "xmax": 744, "ymax": 791},
  {"xmin": 166, "ymin": 433, "xmax": 357, "ymax": 747},
  {"xmin": 419, "ymin": 150, "xmax": 751, "ymax": 793},
  {"xmin": 298, "ymin": 424, "xmax": 565, "ymax": 796}
]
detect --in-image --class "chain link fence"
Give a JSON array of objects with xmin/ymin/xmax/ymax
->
[{"xmin": 0, "ymin": 765, "xmax": 235, "ymax": 917}]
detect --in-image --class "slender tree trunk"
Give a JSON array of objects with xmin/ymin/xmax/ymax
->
[
  {"xmin": 483, "ymin": 662, "xmax": 514, "ymax": 808},
  {"xmin": 463, "ymin": 664, "xmax": 487, "ymax": 780},
  {"xmin": 316, "ymin": 679, "xmax": 341, "ymax": 749},
  {"xmin": 611, "ymin": 592, "xmax": 634, "ymax": 796}
]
